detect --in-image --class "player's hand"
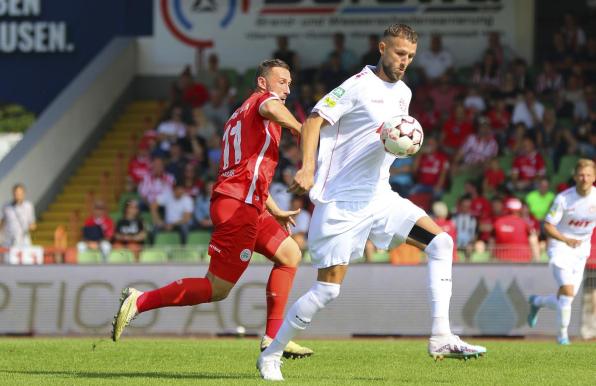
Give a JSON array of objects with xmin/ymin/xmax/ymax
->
[
  {"xmin": 288, "ymin": 168, "xmax": 314, "ymax": 195},
  {"xmin": 271, "ymin": 208, "xmax": 300, "ymax": 234},
  {"xmin": 564, "ymin": 238, "xmax": 582, "ymax": 248}
]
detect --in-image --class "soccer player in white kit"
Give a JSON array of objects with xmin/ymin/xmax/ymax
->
[
  {"xmin": 527, "ymin": 159, "xmax": 596, "ymax": 345},
  {"xmin": 257, "ymin": 24, "xmax": 486, "ymax": 381}
]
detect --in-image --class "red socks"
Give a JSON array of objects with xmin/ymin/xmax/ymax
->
[
  {"xmin": 265, "ymin": 265, "xmax": 297, "ymax": 338},
  {"xmin": 136, "ymin": 278, "xmax": 213, "ymax": 313}
]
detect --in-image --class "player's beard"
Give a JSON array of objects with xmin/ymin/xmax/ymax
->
[{"xmin": 382, "ymin": 60, "xmax": 403, "ymax": 82}]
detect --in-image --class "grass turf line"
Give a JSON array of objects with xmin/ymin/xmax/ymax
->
[{"xmin": 0, "ymin": 338, "xmax": 594, "ymax": 385}]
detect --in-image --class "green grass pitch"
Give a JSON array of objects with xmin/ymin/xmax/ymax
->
[{"xmin": 0, "ymin": 338, "xmax": 594, "ymax": 385}]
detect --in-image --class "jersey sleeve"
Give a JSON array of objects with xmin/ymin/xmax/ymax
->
[
  {"xmin": 312, "ymin": 79, "xmax": 358, "ymax": 126},
  {"xmin": 256, "ymin": 91, "xmax": 281, "ymax": 117},
  {"xmin": 544, "ymin": 194, "xmax": 565, "ymax": 226}
]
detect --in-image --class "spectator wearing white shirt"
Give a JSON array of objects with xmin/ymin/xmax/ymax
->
[
  {"xmin": 512, "ymin": 90, "xmax": 544, "ymax": 129},
  {"xmin": 157, "ymin": 106, "xmax": 186, "ymax": 152},
  {"xmin": 417, "ymin": 34, "xmax": 453, "ymax": 82},
  {"xmin": 452, "ymin": 117, "xmax": 499, "ymax": 175},
  {"xmin": 138, "ymin": 157, "xmax": 175, "ymax": 211},
  {"xmin": 0, "ymin": 184, "xmax": 36, "ymax": 247},
  {"xmin": 152, "ymin": 183, "xmax": 194, "ymax": 244}
]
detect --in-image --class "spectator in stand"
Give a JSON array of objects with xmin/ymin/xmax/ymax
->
[
  {"xmin": 138, "ymin": 157, "xmax": 175, "ymax": 211},
  {"xmin": 512, "ymin": 89, "xmax": 544, "ymax": 130},
  {"xmin": 389, "ymin": 157, "xmax": 414, "ymax": 198},
  {"xmin": 535, "ymin": 60, "xmax": 564, "ymax": 98},
  {"xmin": 195, "ymin": 50, "xmax": 221, "ymax": 90},
  {"xmin": 193, "ymin": 180, "xmax": 214, "ymax": 230},
  {"xmin": 203, "ymin": 88, "xmax": 231, "ymax": 132},
  {"xmin": 580, "ymin": 36, "xmax": 596, "ymax": 82},
  {"xmin": 410, "ymin": 136, "xmax": 449, "ymax": 198},
  {"xmin": 289, "ymin": 195, "xmax": 311, "ymax": 253},
  {"xmin": 170, "ymin": 65, "xmax": 210, "ymax": 109},
  {"xmin": 292, "ymin": 84, "xmax": 316, "ymax": 123},
  {"xmin": 496, "ymin": 71, "xmax": 520, "ymax": 109},
  {"xmin": 128, "ymin": 143, "xmax": 152, "ymax": 185},
  {"xmin": 486, "ymin": 97, "xmax": 511, "ymax": 146},
  {"xmin": 493, "ymin": 198, "xmax": 534, "ymax": 262},
  {"xmin": 428, "ymin": 73, "xmax": 461, "ymax": 116},
  {"xmin": 0, "ymin": 183, "xmax": 36, "ymax": 247},
  {"xmin": 327, "ymin": 32, "xmax": 358, "ymax": 73},
  {"xmin": 180, "ymin": 163, "xmax": 202, "ymax": 199},
  {"xmin": 451, "ymin": 117, "xmax": 498, "ymax": 175},
  {"xmin": 558, "ymin": 74, "xmax": 586, "ymax": 121},
  {"xmin": 509, "ymin": 136, "xmax": 546, "ymax": 193},
  {"xmin": 273, "ymin": 35, "xmax": 299, "ymax": 72},
  {"xmin": 431, "ymin": 201, "xmax": 457, "ymax": 261},
  {"xmin": 482, "ymin": 158, "xmax": 506, "ymax": 197},
  {"xmin": 464, "ymin": 181, "xmax": 492, "ymax": 220},
  {"xmin": 511, "ymin": 58, "xmax": 532, "ymax": 92},
  {"xmin": 156, "ymin": 106, "xmax": 186, "ymax": 153},
  {"xmin": 269, "ymin": 167, "xmax": 295, "ymax": 212},
  {"xmin": 548, "ymin": 32, "xmax": 576, "ymax": 75},
  {"xmin": 471, "ymin": 50, "xmax": 501, "ymax": 92},
  {"xmin": 525, "ymin": 178, "xmax": 555, "ymax": 221},
  {"xmin": 77, "ymin": 200, "xmax": 113, "ymax": 259},
  {"xmin": 361, "ymin": 34, "xmax": 381, "ymax": 67},
  {"xmin": 165, "ymin": 142, "xmax": 187, "ymax": 181},
  {"xmin": 440, "ymin": 102, "xmax": 473, "ymax": 156},
  {"xmin": 417, "ymin": 33, "xmax": 453, "ymax": 83},
  {"xmin": 188, "ymin": 106, "xmax": 217, "ymax": 142},
  {"xmin": 278, "ymin": 143, "xmax": 301, "ymax": 176},
  {"xmin": 113, "ymin": 199, "xmax": 146, "ymax": 258},
  {"xmin": 560, "ymin": 13, "xmax": 586, "ymax": 54},
  {"xmin": 485, "ymin": 31, "xmax": 516, "ymax": 67},
  {"xmin": 520, "ymin": 202, "xmax": 544, "ymax": 260},
  {"xmin": 463, "ymin": 86, "xmax": 486, "ymax": 113},
  {"xmin": 415, "ymin": 97, "xmax": 441, "ymax": 134},
  {"xmin": 152, "ymin": 183, "xmax": 194, "ymax": 245},
  {"xmin": 319, "ymin": 52, "xmax": 350, "ymax": 92},
  {"xmin": 452, "ymin": 195, "xmax": 477, "ymax": 260}
]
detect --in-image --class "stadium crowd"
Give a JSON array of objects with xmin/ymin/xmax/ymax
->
[{"xmin": 76, "ymin": 13, "xmax": 594, "ymax": 264}]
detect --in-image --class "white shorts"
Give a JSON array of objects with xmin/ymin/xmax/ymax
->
[
  {"xmin": 551, "ymin": 263, "xmax": 585, "ymax": 296},
  {"xmin": 307, "ymin": 190, "xmax": 427, "ymax": 269}
]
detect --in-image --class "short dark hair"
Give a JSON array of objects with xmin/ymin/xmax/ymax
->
[
  {"xmin": 255, "ymin": 59, "xmax": 290, "ymax": 82},
  {"xmin": 383, "ymin": 24, "xmax": 418, "ymax": 43}
]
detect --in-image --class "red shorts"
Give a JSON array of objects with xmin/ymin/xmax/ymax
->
[{"xmin": 207, "ymin": 194, "xmax": 289, "ymax": 283}]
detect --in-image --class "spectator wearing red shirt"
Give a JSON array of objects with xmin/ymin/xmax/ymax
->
[
  {"xmin": 432, "ymin": 201, "xmax": 458, "ymax": 261},
  {"xmin": 77, "ymin": 200, "xmax": 114, "ymax": 260},
  {"xmin": 509, "ymin": 136, "xmax": 546, "ymax": 193},
  {"xmin": 415, "ymin": 97, "xmax": 442, "ymax": 134},
  {"xmin": 428, "ymin": 74, "xmax": 461, "ymax": 116},
  {"xmin": 463, "ymin": 182, "xmax": 492, "ymax": 219},
  {"xmin": 128, "ymin": 144, "xmax": 151, "ymax": 185},
  {"xmin": 493, "ymin": 198, "xmax": 533, "ymax": 262},
  {"xmin": 486, "ymin": 98, "xmax": 511, "ymax": 146},
  {"xmin": 482, "ymin": 158, "xmax": 506, "ymax": 197},
  {"xmin": 440, "ymin": 103, "xmax": 474, "ymax": 156},
  {"xmin": 451, "ymin": 117, "xmax": 499, "ymax": 175},
  {"xmin": 410, "ymin": 136, "xmax": 450, "ymax": 198},
  {"xmin": 138, "ymin": 157, "xmax": 175, "ymax": 211}
]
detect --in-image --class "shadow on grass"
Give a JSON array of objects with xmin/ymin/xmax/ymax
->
[{"xmin": 0, "ymin": 369, "xmax": 254, "ymax": 380}]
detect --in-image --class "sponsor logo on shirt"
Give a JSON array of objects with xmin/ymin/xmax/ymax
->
[
  {"xmin": 209, "ymin": 243, "xmax": 221, "ymax": 253},
  {"xmin": 323, "ymin": 96, "xmax": 337, "ymax": 108},
  {"xmin": 239, "ymin": 248, "xmax": 252, "ymax": 262},
  {"xmin": 221, "ymin": 170, "xmax": 235, "ymax": 177},
  {"xmin": 331, "ymin": 86, "xmax": 345, "ymax": 98}
]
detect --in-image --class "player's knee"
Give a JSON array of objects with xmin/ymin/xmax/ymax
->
[
  {"xmin": 424, "ymin": 232, "xmax": 453, "ymax": 260},
  {"xmin": 558, "ymin": 286, "xmax": 575, "ymax": 298},
  {"xmin": 274, "ymin": 239, "xmax": 302, "ymax": 267},
  {"xmin": 310, "ymin": 281, "xmax": 341, "ymax": 307}
]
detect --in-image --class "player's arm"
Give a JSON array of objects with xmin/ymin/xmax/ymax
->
[
  {"xmin": 259, "ymin": 99, "xmax": 302, "ymax": 135},
  {"xmin": 543, "ymin": 221, "xmax": 581, "ymax": 248},
  {"xmin": 288, "ymin": 113, "xmax": 328, "ymax": 195},
  {"xmin": 265, "ymin": 195, "xmax": 299, "ymax": 233}
]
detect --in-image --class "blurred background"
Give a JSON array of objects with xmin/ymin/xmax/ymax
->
[{"xmin": 0, "ymin": 0, "xmax": 594, "ymax": 339}]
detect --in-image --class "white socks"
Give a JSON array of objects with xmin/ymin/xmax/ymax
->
[
  {"xmin": 533, "ymin": 294, "xmax": 558, "ymax": 310},
  {"xmin": 424, "ymin": 232, "xmax": 453, "ymax": 336},
  {"xmin": 262, "ymin": 281, "xmax": 341, "ymax": 360},
  {"xmin": 557, "ymin": 295, "xmax": 573, "ymax": 340}
]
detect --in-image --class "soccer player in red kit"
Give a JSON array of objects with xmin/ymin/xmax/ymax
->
[{"xmin": 112, "ymin": 59, "xmax": 313, "ymax": 358}]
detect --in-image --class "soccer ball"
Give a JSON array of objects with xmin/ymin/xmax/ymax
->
[{"xmin": 380, "ymin": 115, "xmax": 424, "ymax": 158}]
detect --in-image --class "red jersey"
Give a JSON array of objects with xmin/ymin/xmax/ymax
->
[
  {"xmin": 471, "ymin": 196, "xmax": 492, "ymax": 219},
  {"xmin": 416, "ymin": 152, "xmax": 449, "ymax": 186},
  {"xmin": 84, "ymin": 215, "xmax": 114, "ymax": 240},
  {"xmin": 512, "ymin": 151, "xmax": 546, "ymax": 181},
  {"xmin": 441, "ymin": 118, "xmax": 473, "ymax": 149},
  {"xmin": 213, "ymin": 91, "xmax": 282, "ymax": 212},
  {"xmin": 484, "ymin": 168, "xmax": 505, "ymax": 189},
  {"xmin": 128, "ymin": 155, "xmax": 151, "ymax": 185},
  {"xmin": 493, "ymin": 214, "xmax": 531, "ymax": 262}
]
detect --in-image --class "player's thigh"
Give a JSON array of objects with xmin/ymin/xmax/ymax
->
[
  {"xmin": 254, "ymin": 211, "xmax": 300, "ymax": 267},
  {"xmin": 369, "ymin": 192, "xmax": 427, "ymax": 249},
  {"xmin": 208, "ymin": 195, "xmax": 259, "ymax": 284},
  {"xmin": 308, "ymin": 200, "xmax": 373, "ymax": 268},
  {"xmin": 552, "ymin": 263, "xmax": 585, "ymax": 296}
]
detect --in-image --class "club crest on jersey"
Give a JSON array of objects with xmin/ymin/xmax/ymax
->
[
  {"xmin": 324, "ymin": 96, "xmax": 337, "ymax": 108},
  {"xmin": 239, "ymin": 248, "xmax": 251, "ymax": 262},
  {"xmin": 331, "ymin": 87, "xmax": 345, "ymax": 99}
]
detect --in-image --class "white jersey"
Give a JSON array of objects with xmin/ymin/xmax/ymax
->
[
  {"xmin": 545, "ymin": 186, "xmax": 596, "ymax": 266},
  {"xmin": 310, "ymin": 65, "xmax": 411, "ymax": 204}
]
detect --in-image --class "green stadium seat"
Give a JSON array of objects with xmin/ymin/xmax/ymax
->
[
  {"xmin": 107, "ymin": 249, "xmax": 135, "ymax": 264},
  {"xmin": 498, "ymin": 154, "xmax": 514, "ymax": 173},
  {"xmin": 154, "ymin": 231, "xmax": 181, "ymax": 246},
  {"xmin": 470, "ymin": 251, "xmax": 491, "ymax": 263},
  {"xmin": 556, "ymin": 155, "xmax": 579, "ymax": 177},
  {"xmin": 170, "ymin": 247, "xmax": 201, "ymax": 263},
  {"xmin": 187, "ymin": 230, "xmax": 211, "ymax": 247},
  {"xmin": 139, "ymin": 248, "xmax": 168, "ymax": 263},
  {"xmin": 77, "ymin": 250, "xmax": 103, "ymax": 264},
  {"xmin": 110, "ymin": 211, "xmax": 122, "ymax": 223}
]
